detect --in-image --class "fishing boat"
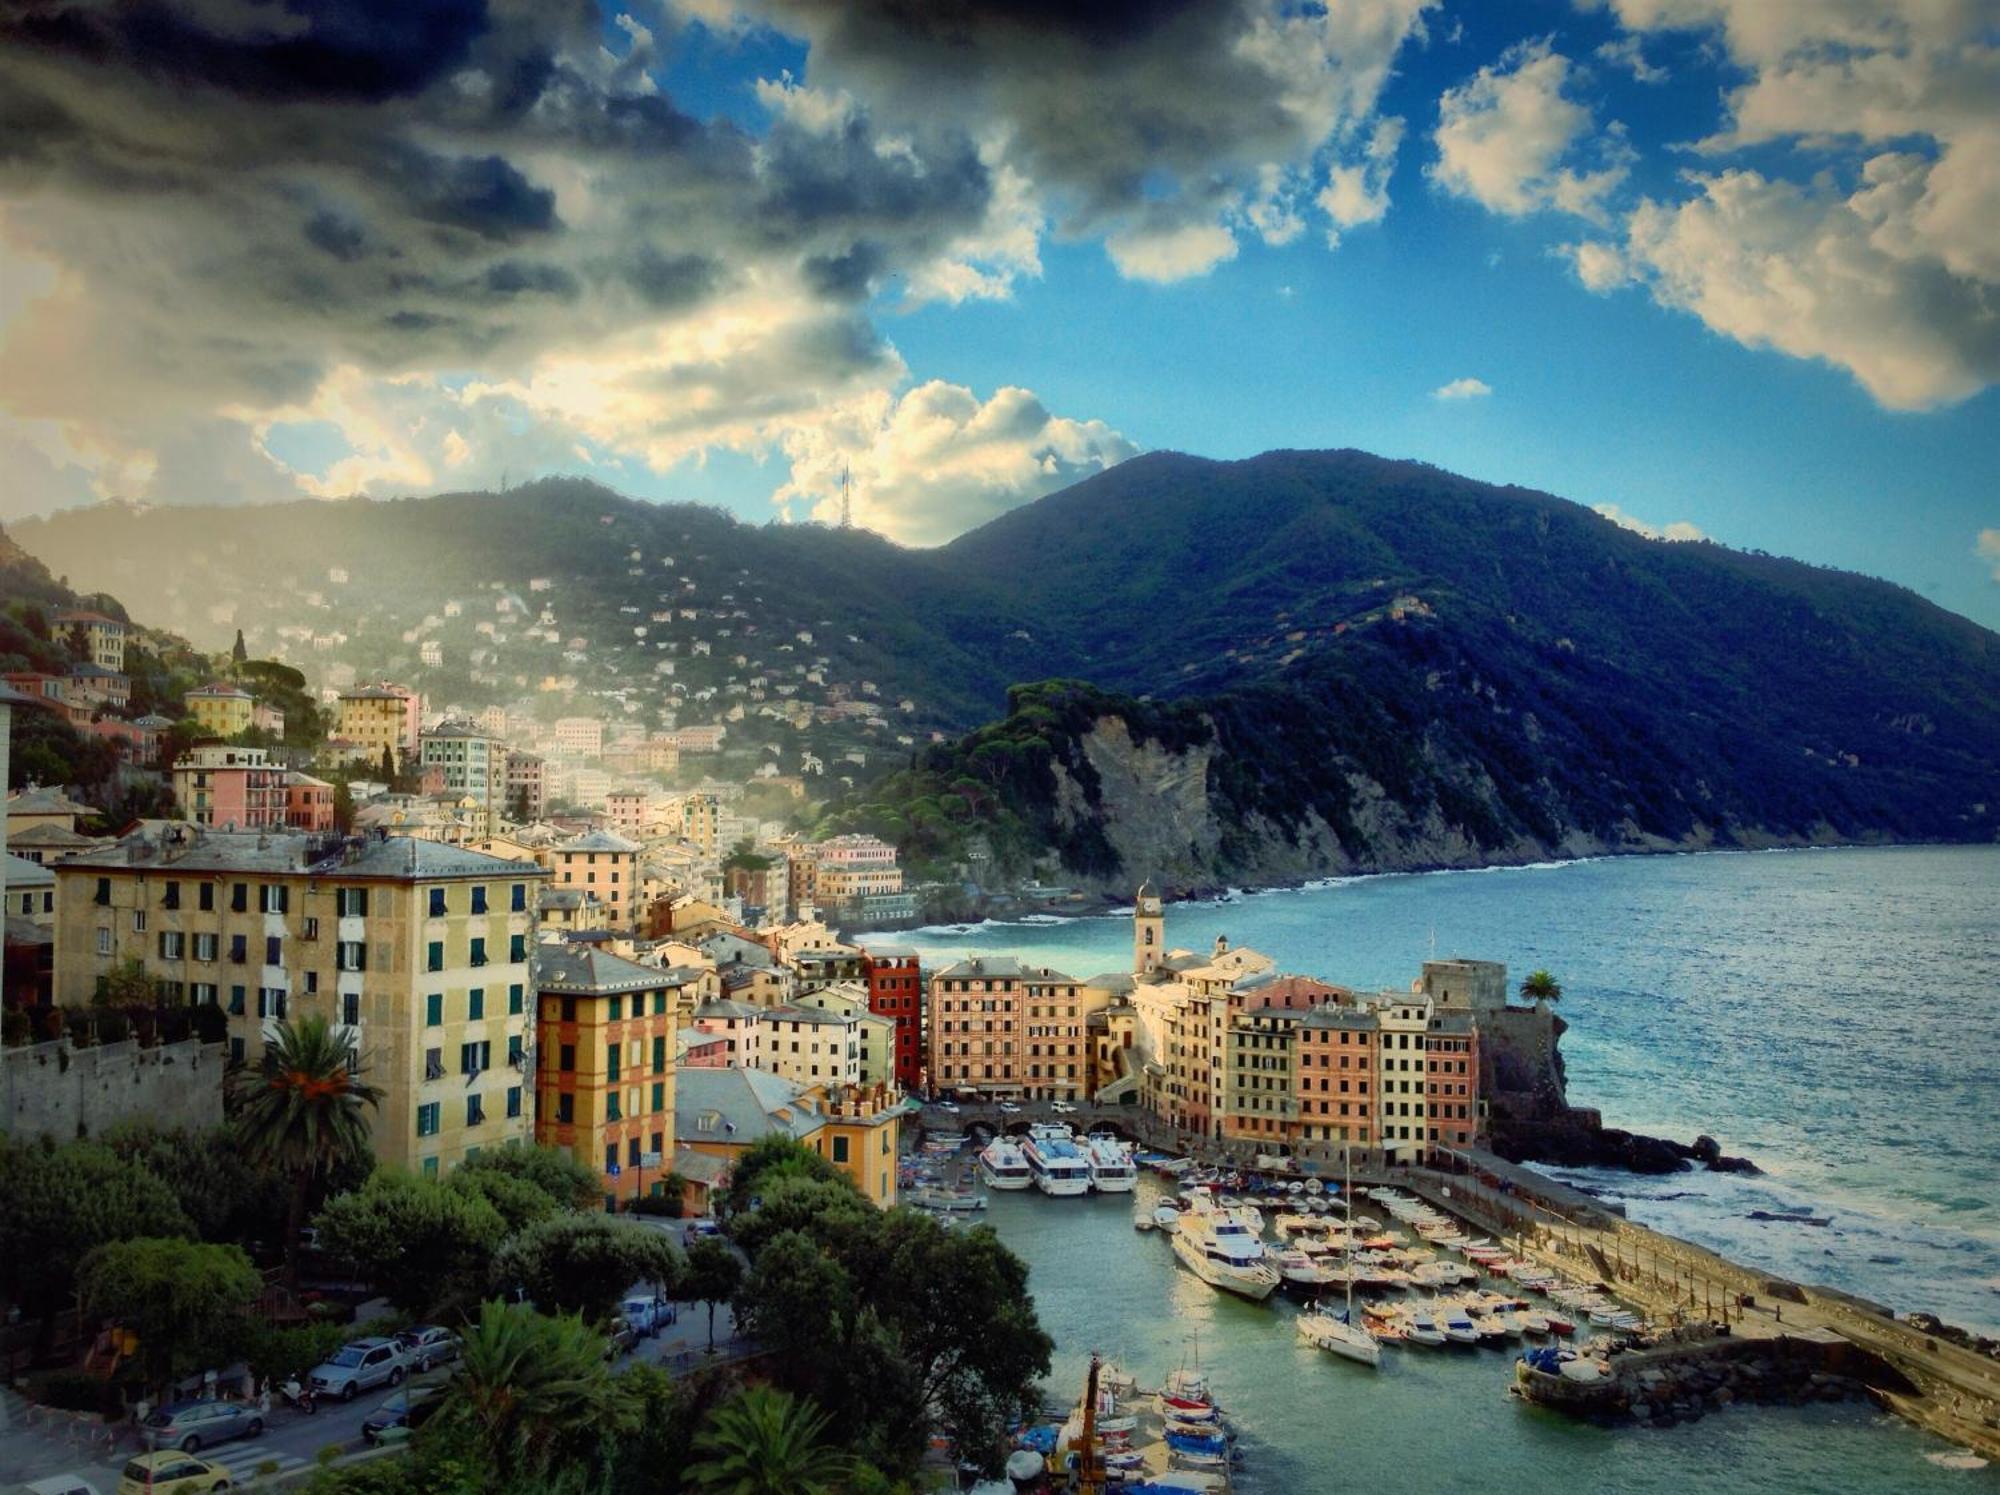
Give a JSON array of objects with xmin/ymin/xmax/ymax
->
[
  {"xmin": 1020, "ymin": 1126, "xmax": 1092, "ymax": 1196},
  {"xmin": 1171, "ymin": 1206, "xmax": 1280, "ymax": 1300},
  {"xmin": 1085, "ymin": 1135, "xmax": 1139, "ymax": 1193},
  {"xmin": 977, "ymin": 1136, "xmax": 1033, "ymax": 1191}
]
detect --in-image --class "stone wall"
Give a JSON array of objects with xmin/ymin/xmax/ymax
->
[{"xmin": 1, "ymin": 1037, "xmax": 225, "ymax": 1142}]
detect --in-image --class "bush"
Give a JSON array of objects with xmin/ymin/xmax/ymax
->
[
  {"xmin": 2, "ymin": 1007, "xmax": 30, "ymax": 1047},
  {"xmin": 192, "ymin": 1002, "xmax": 231, "ymax": 1046},
  {"xmin": 625, "ymin": 1192, "xmax": 683, "ymax": 1218},
  {"xmin": 29, "ymin": 1369, "xmax": 122, "ymax": 1418},
  {"xmin": 240, "ymin": 1320, "xmax": 354, "ymax": 1384}
]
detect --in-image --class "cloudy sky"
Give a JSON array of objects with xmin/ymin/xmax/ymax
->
[{"xmin": 1, "ymin": 0, "xmax": 1996, "ymax": 624}]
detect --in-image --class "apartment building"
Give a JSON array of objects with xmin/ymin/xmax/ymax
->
[
  {"xmin": 504, "ymin": 752, "xmax": 546, "ymax": 821},
  {"xmin": 550, "ymin": 829, "xmax": 641, "ymax": 930},
  {"xmin": 418, "ymin": 720, "xmax": 503, "ymax": 833},
  {"xmin": 863, "ymin": 949, "xmax": 924, "ymax": 1091},
  {"xmin": 171, "ymin": 745, "xmax": 286, "ymax": 830},
  {"xmin": 535, "ymin": 945, "xmax": 693, "ymax": 1209},
  {"xmin": 927, "ymin": 956, "xmax": 1095, "ymax": 1101},
  {"xmin": 1294, "ymin": 1007, "xmax": 1380, "ymax": 1147},
  {"xmin": 553, "ymin": 717, "xmax": 603, "ymax": 758},
  {"xmin": 53, "ymin": 830, "xmax": 547, "ymax": 1175},
  {"xmin": 1425, "ymin": 1009, "xmax": 1481, "ymax": 1152},
  {"xmin": 51, "ymin": 609, "xmax": 127, "ymax": 672},
  {"xmin": 335, "ymin": 685, "xmax": 421, "ymax": 766},
  {"xmin": 184, "ymin": 683, "xmax": 256, "ymax": 738}
]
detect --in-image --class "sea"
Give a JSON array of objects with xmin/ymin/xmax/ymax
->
[{"xmin": 859, "ymin": 845, "xmax": 2000, "ymax": 1491}]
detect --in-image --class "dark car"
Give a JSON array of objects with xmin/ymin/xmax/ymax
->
[{"xmin": 360, "ymin": 1384, "xmax": 446, "ymax": 1446}]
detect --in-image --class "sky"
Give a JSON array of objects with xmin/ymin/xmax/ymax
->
[{"xmin": 1, "ymin": 0, "xmax": 1996, "ymax": 627}]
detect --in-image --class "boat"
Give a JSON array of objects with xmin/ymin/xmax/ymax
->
[
  {"xmin": 1297, "ymin": 1304, "xmax": 1382, "ymax": 1365},
  {"xmin": 1274, "ymin": 1248, "xmax": 1338, "ymax": 1293},
  {"xmin": 978, "ymin": 1137, "xmax": 1033, "ymax": 1191},
  {"xmin": 1085, "ymin": 1136, "xmax": 1139, "ymax": 1193},
  {"xmin": 1402, "ymin": 1311, "xmax": 1447, "ymax": 1347},
  {"xmin": 1439, "ymin": 1306, "xmax": 1481, "ymax": 1346},
  {"xmin": 1158, "ymin": 1393, "xmax": 1217, "ymax": 1421},
  {"xmin": 909, "ymin": 1186, "xmax": 988, "ymax": 1212},
  {"xmin": 1171, "ymin": 1207, "xmax": 1280, "ymax": 1300},
  {"xmin": 1020, "ymin": 1127, "xmax": 1093, "ymax": 1196},
  {"xmin": 1152, "ymin": 1201, "xmax": 1184, "ymax": 1233}
]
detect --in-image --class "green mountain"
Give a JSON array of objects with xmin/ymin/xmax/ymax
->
[{"xmin": 13, "ymin": 450, "xmax": 1998, "ymax": 883}]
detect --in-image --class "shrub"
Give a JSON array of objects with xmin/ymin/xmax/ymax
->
[
  {"xmin": 626, "ymin": 1192, "xmax": 683, "ymax": 1218},
  {"xmin": 2, "ymin": 1007, "xmax": 30, "ymax": 1047},
  {"xmin": 29, "ymin": 1369, "xmax": 122, "ymax": 1418}
]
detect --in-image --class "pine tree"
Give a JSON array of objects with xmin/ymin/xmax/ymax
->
[{"xmin": 230, "ymin": 628, "xmax": 247, "ymax": 664}]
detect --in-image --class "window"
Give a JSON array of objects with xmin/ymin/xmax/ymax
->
[
  {"xmin": 230, "ymin": 1037, "xmax": 245, "ymax": 1064},
  {"xmin": 336, "ymin": 887, "xmax": 368, "ymax": 917},
  {"xmin": 508, "ymin": 984, "xmax": 523, "ymax": 1016},
  {"xmin": 604, "ymin": 1143, "xmax": 618, "ymax": 1173},
  {"xmin": 628, "ymin": 1137, "xmax": 641, "ymax": 1167},
  {"xmin": 608, "ymin": 996, "xmax": 623, "ymax": 1022},
  {"xmin": 422, "ymin": 1156, "xmax": 439, "ymax": 1179},
  {"xmin": 467, "ymin": 988, "xmax": 484, "ymax": 1021},
  {"xmin": 471, "ymin": 886, "xmax": 488, "ymax": 915},
  {"xmin": 260, "ymin": 884, "xmax": 288, "ymax": 914},
  {"xmin": 606, "ymin": 1092, "xmax": 621, "ymax": 1121},
  {"xmin": 427, "ymin": 941, "xmax": 444, "ymax": 972},
  {"xmin": 228, "ymin": 934, "xmax": 246, "ymax": 964},
  {"xmin": 428, "ymin": 888, "xmax": 447, "ymax": 917},
  {"xmin": 265, "ymin": 936, "xmax": 282, "ymax": 965},
  {"xmin": 162, "ymin": 881, "xmax": 180, "ymax": 910},
  {"xmin": 193, "ymin": 932, "xmax": 217, "ymax": 962},
  {"xmin": 558, "ymin": 1093, "xmax": 575, "ymax": 1123},
  {"xmin": 559, "ymin": 1043, "xmax": 576, "ymax": 1071},
  {"xmin": 469, "ymin": 937, "xmax": 487, "ymax": 968},
  {"xmin": 230, "ymin": 882, "xmax": 248, "ymax": 913},
  {"xmin": 94, "ymin": 877, "xmax": 111, "ymax": 906},
  {"xmin": 132, "ymin": 909, "xmax": 147, "ymax": 933},
  {"xmin": 651, "ymin": 1036, "xmax": 666, "ymax": 1071},
  {"xmin": 199, "ymin": 882, "xmax": 214, "ymax": 912},
  {"xmin": 508, "ymin": 934, "xmax": 526, "ymax": 963},
  {"xmin": 561, "ymin": 996, "xmax": 576, "ymax": 1023},
  {"xmin": 832, "ymin": 1135, "xmax": 850, "ymax": 1164},
  {"xmin": 461, "ymin": 1040, "xmax": 492, "ymax": 1074},
  {"xmin": 342, "ymin": 992, "xmax": 360, "ymax": 1025},
  {"xmin": 95, "ymin": 927, "xmax": 113, "ymax": 956},
  {"xmin": 257, "ymin": 988, "xmax": 287, "ymax": 1019},
  {"xmin": 507, "ymin": 1033, "xmax": 523, "ymax": 1067},
  {"xmin": 607, "ymin": 1047, "xmax": 621, "ymax": 1082},
  {"xmin": 302, "ymin": 917, "xmax": 319, "ymax": 941},
  {"xmin": 466, "ymin": 1095, "xmax": 485, "ymax": 1127},
  {"xmin": 417, "ymin": 1103, "xmax": 441, "ymax": 1137},
  {"xmin": 337, "ymin": 941, "xmax": 366, "ymax": 972},
  {"xmin": 229, "ymin": 985, "xmax": 246, "ymax": 1015},
  {"xmin": 304, "ymin": 970, "xmax": 318, "ymax": 994},
  {"xmin": 650, "ymin": 1081, "xmax": 665, "ymax": 1112},
  {"xmin": 425, "ymin": 1047, "xmax": 445, "ymax": 1080},
  {"xmin": 652, "ymin": 991, "xmax": 667, "ymax": 1016},
  {"xmin": 506, "ymin": 1086, "xmax": 521, "ymax": 1119},
  {"xmin": 425, "ymin": 992, "xmax": 443, "ymax": 1026},
  {"xmin": 510, "ymin": 883, "xmax": 527, "ymax": 912}
]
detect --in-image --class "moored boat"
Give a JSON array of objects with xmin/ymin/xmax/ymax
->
[
  {"xmin": 1170, "ymin": 1207, "xmax": 1280, "ymax": 1300},
  {"xmin": 978, "ymin": 1137, "xmax": 1033, "ymax": 1191}
]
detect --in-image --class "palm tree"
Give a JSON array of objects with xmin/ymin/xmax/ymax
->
[
  {"xmin": 440, "ymin": 1301, "xmax": 626, "ymax": 1475},
  {"xmin": 1520, "ymin": 969, "xmax": 1563, "ymax": 1005},
  {"xmin": 227, "ymin": 1013, "xmax": 382, "ymax": 1285},
  {"xmin": 687, "ymin": 1386, "xmax": 855, "ymax": 1495}
]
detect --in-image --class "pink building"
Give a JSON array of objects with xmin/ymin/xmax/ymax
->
[
  {"xmin": 285, "ymin": 771, "xmax": 336, "ymax": 831},
  {"xmin": 171, "ymin": 745, "xmax": 286, "ymax": 829}
]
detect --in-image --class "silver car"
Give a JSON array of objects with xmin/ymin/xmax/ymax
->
[
  {"xmin": 141, "ymin": 1398, "xmax": 264, "ymax": 1454},
  {"xmin": 395, "ymin": 1324, "xmax": 460, "ymax": 1371},
  {"xmin": 308, "ymin": 1337, "xmax": 410, "ymax": 1401}
]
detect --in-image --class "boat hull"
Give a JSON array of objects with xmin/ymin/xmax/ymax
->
[{"xmin": 1171, "ymin": 1231, "xmax": 1279, "ymax": 1301}]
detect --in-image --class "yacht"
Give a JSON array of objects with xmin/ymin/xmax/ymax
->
[
  {"xmin": 1084, "ymin": 1136, "xmax": 1138, "ymax": 1192},
  {"xmin": 1020, "ymin": 1127, "xmax": 1092, "ymax": 1196},
  {"xmin": 1171, "ymin": 1206, "xmax": 1280, "ymax": 1300},
  {"xmin": 1296, "ymin": 1305, "xmax": 1382, "ymax": 1366},
  {"xmin": 978, "ymin": 1136, "xmax": 1033, "ymax": 1191}
]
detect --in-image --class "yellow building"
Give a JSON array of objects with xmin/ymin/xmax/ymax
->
[
  {"xmin": 335, "ymin": 685, "xmax": 419, "ymax": 767},
  {"xmin": 536, "ymin": 946, "xmax": 697, "ymax": 1209},
  {"xmin": 673, "ymin": 1067, "xmax": 904, "ymax": 1209},
  {"xmin": 53, "ymin": 830, "xmax": 548, "ymax": 1176},
  {"xmin": 185, "ymin": 683, "xmax": 255, "ymax": 738},
  {"xmin": 52, "ymin": 609, "xmax": 127, "ymax": 672},
  {"xmin": 551, "ymin": 829, "xmax": 641, "ymax": 931}
]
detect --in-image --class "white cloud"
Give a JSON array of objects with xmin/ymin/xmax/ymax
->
[
  {"xmin": 1318, "ymin": 117, "xmax": 1405, "ymax": 244},
  {"xmin": 1579, "ymin": 0, "xmax": 2000, "ymax": 408},
  {"xmin": 1979, "ymin": 528, "xmax": 2000, "ymax": 582},
  {"xmin": 1105, "ymin": 220, "xmax": 1241, "ymax": 284},
  {"xmin": 771, "ymin": 380, "xmax": 1137, "ymax": 545},
  {"xmin": 1593, "ymin": 502, "xmax": 1706, "ymax": 542},
  {"xmin": 1560, "ymin": 239, "xmax": 1632, "ymax": 291},
  {"xmin": 1431, "ymin": 377, "xmax": 1492, "ymax": 400},
  {"xmin": 1430, "ymin": 39, "xmax": 1628, "ymax": 221},
  {"xmin": 1595, "ymin": 35, "xmax": 1665, "ymax": 84}
]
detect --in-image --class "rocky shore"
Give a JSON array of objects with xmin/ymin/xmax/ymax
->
[{"xmin": 1617, "ymin": 1341, "xmax": 1871, "ymax": 1430}]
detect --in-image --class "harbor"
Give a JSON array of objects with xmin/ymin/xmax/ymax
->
[{"xmin": 903, "ymin": 1114, "xmax": 1999, "ymax": 1490}]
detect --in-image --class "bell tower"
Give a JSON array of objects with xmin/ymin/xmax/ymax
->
[{"xmin": 1133, "ymin": 880, "xmax": 1164, "ymax": 975}]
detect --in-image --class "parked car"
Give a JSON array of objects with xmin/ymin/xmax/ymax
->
[
  {"xmin": 686, "ymin": 1219, "xmax": 723, "ymax": 1240},
  {"xmin": 1051, "ymin": 1101, "xmax": 1078, "ymax": 1114},
  {"xmin": 997, "ymin": 1101, "xmax": 1021, "ymax": 1114},
  {"xmin": 395, "ymin": 1325, "xmax": 461, "ymax": 1371},
  {"xmin": 14, "ymin": 1475, "xmax": 103, "ymax": 1495},
  {"xmin": 116, "ymin": 1454, "xmax": 229, "ymax": 1495},
  {"xmin": 620, "ymin": 1296, "xmax": 673, "ymax": 1337},
  {"xmin": 141, "ymin": 1399, "xmax": 263, "ymax": 1455},
  {"xmin": 361, "ymin": 1384, "xmax": 447, "ymax": 1446},
  {"xmin": 935, "ymin": 1101, "xmax": 961, "ymax": 1114},
  {"xmin": 308, "ymin": 1337, "xmax": 410, "ymax": 1401}
]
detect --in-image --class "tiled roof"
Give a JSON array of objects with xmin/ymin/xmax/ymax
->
[
  {"xmin": 560, "ymin": 829, "xmax": 641, "ymax": 853},
  {"xmin": 8, "ymin": 785, "xmax": 93, "ymax": 816},
  {"xmin": 933, "ymin": 954, "xmax": 1078, "ymax": 982},
  {"xmin": 2, "ymin": 851, "xmax": 54, "ymax": 887},
  {"xmin": 675, "ymin": 1066, "xmax": 821, "ymax": 1143},
  {"xmin": 55, "ymin": 829, "xmax": 546, "ymax": 882},
  {"xmin": 537, "ymin": 944, "xmax": 670, "ymax": 994}
]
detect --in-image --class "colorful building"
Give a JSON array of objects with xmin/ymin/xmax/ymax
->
[
  {"xmin": 550, "ymin": 829, "xmax": 642, "ymax": 930},
  {"xmin": 51, "ymin": 609, "xmax": 127, "ymax": 673},
  {"xmin": 418, "ymin": 720, "xmax": 503, "ymax": 833},
  {"xmin": 862, "ymin": 948, "xmax": 924, "ymax": 1091},
  {"xmin": 673, "ymin": 1067, "xmax": 903, "ymax": 1210},
  {"xmin": 53, "ymin": 831, "xmax": 547, "ymax": 1175},
  {"xmin": 335, "ymin": 684, "xmax": 421, "ymax": 767},
  {"xmin": 285, "ymin": 772, "xmax": 336, "ymax": 832},
  {"xmin": 171, "ymin": 745, "xmax": 287, "ymax": 830},
  {"xmin": 1294, "ymin": 1007, "xmax": 1380, "ymax": 1147},
  {"xmin": 927, "ymin": 955, "xmax": 1096, "ymax": 1101},
  {"xmin": 184, "ymin": 683, "xmax": 256, "ymax": 738}
]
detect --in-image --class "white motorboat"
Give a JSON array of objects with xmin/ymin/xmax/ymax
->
[
  {"xmin": 1297, "ymin": 1305, "xmax": 1382, "ymax": 1366},
  {"xmin": 1274, "ymin": 1248, "xmax": 1339, "ymax": 1292},
  {"xmin": 1402, "ymin": 1311, "xmax": 1448, "ymax": 1347},
  {"xmin": 977, "ymin": 1137, "xmax": 1033, "ymax": 1191},
  {"xmin": 1085, "ymin": 1136, "xmax": 1138, "ymax": 1192},
  {"xmin": 1021, "ymin": 1128, "xmax": 1092, "ymax": 1196},
  {"xmin": 1440, "ymin": 1307, "xmax": 1481, "ymax": 1346},
  {"xmin": 1171, "ymin": 1208, "xmax": 1280, "ymax": 1300},
  {"xmin": 1153, "ymin": 1202, "xmax": 1184, "ymax": 1233}
]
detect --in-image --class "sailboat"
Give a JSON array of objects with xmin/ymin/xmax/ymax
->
[{"xmin": 1295, "ymin": 1151, "xmax": 1381, "ymax": 1367}]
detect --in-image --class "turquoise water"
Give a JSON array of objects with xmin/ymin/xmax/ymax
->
[{"xmin": 865, "ymin": 847, "xmax": 2000, "ymax": 1488}]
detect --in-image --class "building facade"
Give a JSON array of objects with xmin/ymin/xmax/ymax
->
[
  {"xmin": 550, "ymin": 830, "xmax": 642, "ymax": 930},
  {"xmin": 927, "ymin": 956, "xmax": 1094, "ymax": 1101},
  {"xmin": 863, "ymin": 949, "xmax": 924, "ymax": 1091},
  {"xmin": 335, "ymin": 685, "xmax": 421, "ymax": 767},
  {"xmin": 171, "ymin": 745, "xmax": 287, "ymax": 830}
]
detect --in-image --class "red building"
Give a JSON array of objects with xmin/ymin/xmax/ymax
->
[
  {"xmin": 862, "ymin": 949, "xmax": 924, "ymax": 1092},
  {"xmin": 285, "ymin": 771, "xmax": 336, "ymax": 831}
]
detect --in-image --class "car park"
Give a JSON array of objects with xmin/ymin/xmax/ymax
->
[
  {"xmin": 115, "ymin": 1455, "xmax": 229, "ymax": 1495},
  {"xmin": 395, "ymin": 1325, "xmax": 461, "ymax": 1371},
  {"xmin": 308, "ymin": 1337, "xmax": 410, "ymax": 1401},
  {"xmin": 140, "ymin": 1399, "xmax": 263, "ymax": 1455},
  {"xmin": 361, "ymin": 1384, "xmax": 447, "ymax": 1446}
]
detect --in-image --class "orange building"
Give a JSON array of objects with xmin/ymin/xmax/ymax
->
[
  {"xmin": 927, "ymin": 955, "xmax": 1093, "ymax": 1101},
  {"xmin": 1425, "ymin": 1009, "xmax": 1481, "ymax": 1152},
  {"xmin": 1293, "ymin": 1007, "xmax": 1380, "ymax": 1147}
]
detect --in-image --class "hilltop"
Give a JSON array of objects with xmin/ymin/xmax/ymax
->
[{"xmin": 13, "ymin": 451, "xmax": 1999, "ymax": 884}]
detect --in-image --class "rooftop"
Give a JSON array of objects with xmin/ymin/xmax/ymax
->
[
  {"xmin": 561, "ymin": 829, "xmax": 641, "ymax": 854},
  {"xmin": 55, "ymin": 829, "xmax": 547, "ymax": 882},
  {"xmin": 537, "ymin": 944, "xmax": 674, "ymax": 995},
  {"xmin": 934, "ymin": 954, "xmax": 1079, "ymax": 983},
  {"xmin": 675, "ymin": 1066, "xmax": 822, "ymax": 1143},
  {"xmin": 2, "ymin": 851, "xmax": 54, "ymax": 888}
]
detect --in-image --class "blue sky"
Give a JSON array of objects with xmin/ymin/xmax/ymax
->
[{"xmin": 2, "ymin": 0, "xmax": 1995, "ymax": 625}]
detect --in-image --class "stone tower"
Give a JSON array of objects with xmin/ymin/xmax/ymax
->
[{"xmin": 1133, "ymin": 880, "xmax": 1164, "ymax": 975}]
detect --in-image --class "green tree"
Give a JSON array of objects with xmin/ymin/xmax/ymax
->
[
  {"xmin": 716, "ymin": 1134, "xmax": 840, "ymax": 1218},
  {"xmin": 686, "ymin": 1386, "xmax": 854, "ymax": 1495},
  {"xmin": 77, "ymin": 1237, "xmax": 260, "ymax": 1395},
  {"xmin": 231, "ymin": 628, "xmax": 247, "ymax": 665},
  {"xmin": 1520, "ymin": 969, "xmax": 1563, "ymax": 1004},
  {"xmin": 488, "ymin": 1215, "xmax": 681, "ymax": 1323},
  {"xmin": 435, "ymin": 1301, "xmax": 629, "ymax": 1479},
  {"xmin": 94, "ymin": 956, "xmax": 156, "ymax": 1008},
  {"xmin": 453, "ymin": 1141, "xmax": 602, "ymax": 1213},
  {"xmin": 315, "ymin": 1170, "xmax": 507, "ymax": 1318},
  {"xmin": 228, "ymin": 1015, "xmax": 383, "ymax": 1286},
  {"xmin": 0, "ymin": 1139, "xmax": 192, "ymax": 1340},
  {"xmin": 681, "ymin": 1237, "xmax": 743, "ymax": 1350},
  {"xmin": 104, "ymin": 1121, "xmax": 289, "ymax": 1251}
]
